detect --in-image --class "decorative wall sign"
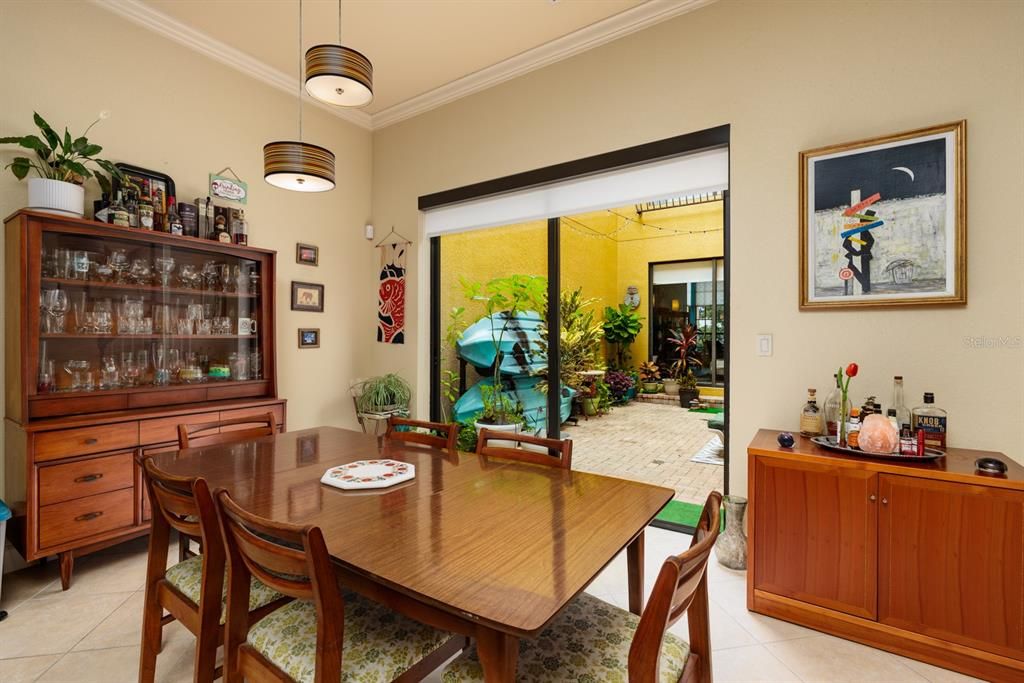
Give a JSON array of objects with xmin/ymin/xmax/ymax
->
[
  {"xmin": 209, "ymin": 167, "xmax": 248, "ymax": 204},
  {"xmin": 375, "ymin": 227, "xmax": 412, "ymax": 345},
  {"xmin": 291, "ymin": 281, "xmax": 324, "ymax": 312},
  {"xmin": 799, "ymin": 121, "xmax": 966, "ymax": 308},
  {"xmin": 624, "ymin": 285, "xmax": 640, "ymax": 309},
  {"xmin": 298, "ymin": 328, "xmax": 320, "ymax": 348},
  {"xmin": 296, "ymin": 243, "xmax": 319, "ymax": 266}
]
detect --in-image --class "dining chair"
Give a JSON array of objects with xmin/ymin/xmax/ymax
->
[
  {"xmin": 385, "ymin": 416, "xmax": 458, "ymax": 452},
  {"xmin": 174, "ymin": 412, "xmax": 278, "ymax": 561},
  {"xmin": 215, "ymin": 488, "xmax": 465, "ymax": 683},
  {"xmin": 177, "ymin": 412, "xmax": 277, "ymax": 449},
  {"xmin": 139, "ymin": 459, "xmax": 288, "ymax": 683},
  {"xmin": 442, "ymin": 490, "xmax": 723, "ymax": 683},
  {"xmin": 475, "ymin": 428, "xmax": 573, "ymax": 469}
]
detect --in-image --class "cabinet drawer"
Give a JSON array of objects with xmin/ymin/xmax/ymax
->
[
  {"xmin": 39, "ymin": 452, "xmax": 135, "ymax": 506},
  {"xmin": 34, "ymin": 422, "xmax": 139, "ymax": 462},
  {"xmin": 140, "ymin": 411, "xmax": 219, "ymax": 446},
  {"xmin": 39, "ymin": 488, "xmax": 135, "ymax": 549},
  {"xmin": 220, "ymin": 404, "xmax": 284, "ymax": 432}
]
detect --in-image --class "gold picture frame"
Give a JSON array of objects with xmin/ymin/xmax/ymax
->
[{"xmin": 799, "ymin": 120, "xmax": 966, "ymax": 309}]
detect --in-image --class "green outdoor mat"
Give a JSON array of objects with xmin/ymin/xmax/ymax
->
[
  {"xmin": 688, "ymin": 407, "xmax": 724, "ymax": 414},
  {"xmin": 655, "ymin": 499, "xmax": 727, "ymax": 530}
]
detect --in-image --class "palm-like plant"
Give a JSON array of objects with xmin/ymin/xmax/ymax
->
[
  {"xmin": 667, "ymin": 323, "xmax": 703, "ymax": 388},
  {"xmin": 1, "ymin": 112, "xmax": 122, "ymax": 194}
]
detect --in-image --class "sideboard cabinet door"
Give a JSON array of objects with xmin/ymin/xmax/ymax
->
[
  {"xmin": 753, "ymin": 456, "xmax": 878, "ymax": 619},
  {"xmin": 879, "ymin": 474, "xmax": 1024, "ymax": 660}
]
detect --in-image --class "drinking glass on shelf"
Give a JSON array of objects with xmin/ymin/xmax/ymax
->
[
  {"xmin": 153, "ymin": 304, "xmax": 172, "ymax": 334},
  {"xmin": 213, "ymin": 316, "xmax": 231, "ymax": 335},
  {"xmin": 71, "ymin": 292, "xmax": 88, "ymax": 333},
  {"xmin": 37, "ymin": 359, "xmax": 55, "ymax": 394},
  {"xmin": 229, "ymin": 352, "xmax": 250, "ymax": 381},
  {"xmin": 249, "ymin": 351, "xmax": 262, "ymax": 379},
  {"xmin": 63, "ymin": 360, "xmax": 93, "ymax": 392},
  {"xmin": 128, "ymin": 258, "xmax": 152, "ymax": 285},
  {"xmin": 186, "ymin": 302, "xmax": 204, "ymax": 323},
  {"xmin": 140, "ymin": 317, "xmax": 153, "ymax": 334},
  {"xmin": 167, "ymin": 348, "xmax": 181, "ymax": 383},
  {"xmin": 41, "ymin": 289, "xmax": 69, "ymax": 334},
  {"xmin": 136, "ymin": 350, "xmax": 150, "ymax": 385},
  {"xmin": 201, "ymin": 260, "xmax": 219, "ymax": 291},
  {"xmin": 176, "ymin": 318, "xmax": 194, "ymax": 335},
  {"xmin": 94, "ymin": 262, "xmax": 115, "ymax": 282},
  {"xmin": 248, "ymin": 270, "xmax": 260, "ymax": 295},
  {"xmin": 42, "ymin": 248, "xmax": 59, "ymax": 278},
  {"xmin": 154, "ymin": 256, "xmax": 175, "ymax": 287},
  {"xmin": 108, "ymin": 248, "xmax": 130, "ymax": 283},
  {"xmin": 72, "ymin": 250, "xmax": 90, "ymax": 281},
  {"xmin": 120, "ymin": 352, "xmax": 139, "ymax": 387},
  {"xmin": 153, "ymin": 347, "xmax": 170, "ymax": 386},
  {"xmin": 178, "ymin": 263, "xmax": 200, "ymax": 289},
  {"xmin": 196, "ymin": 319, "xmax": 212, "ymax": 336},
  {"xmin": 57, "ymin": 249, "xmax": 73, "ymax": 279},
  {"xmin": 94, "ymin": 310, "xmax": 113, "ymax": 334},
  {"xmin": 99, "ymin": 356, "xmax": 120, "ymax": 390},
  {"xmin": 216, "ymin": 263, "xmax": 231, "ymax": 293}
]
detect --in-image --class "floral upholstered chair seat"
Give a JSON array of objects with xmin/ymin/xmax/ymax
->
[
  {"xmin": 245, "ymin": 590, "xmax": 456, "ymax": 683},
  {"xmin": 442, "ymin": 592, "xmax": 689, "ymax": 683},
  {"xmin": 164, "ymin": 555, "xmax": 283, "ymax": 624}
]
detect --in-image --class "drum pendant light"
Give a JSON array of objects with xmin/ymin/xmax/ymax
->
[
  {"xmin": 264, "ymin": 0, "xmax": 336, "ymax": 192},
  {"xmin": 304, "ymin": 0, "xmax": 373, "ymax": 107}
]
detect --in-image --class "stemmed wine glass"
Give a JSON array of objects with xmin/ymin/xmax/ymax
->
[
  {"xmin": 41, "ymin": 289, "xmax": 69, "ymax": 334},
  {"xmin": 108, "ymin": 249, "xmax": 130, "ymax": 283},
  {"xmin": 154, "ymin": 256, "xmax": 175, "ymax": 288}
]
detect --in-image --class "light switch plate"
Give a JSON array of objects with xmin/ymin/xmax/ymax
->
[{"xmin": 756, "ymin": 334, "xmax": 773, "ymax": 357}]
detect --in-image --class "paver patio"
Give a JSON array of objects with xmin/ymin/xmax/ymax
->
[{"xmin": 564, "ymin": 400, "xmax": 724, "ymax": 506}]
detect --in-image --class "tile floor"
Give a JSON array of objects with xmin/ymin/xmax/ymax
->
[
  {"xmin": 566, "ymin": 401, "xmax": 724, "ymax": 505},
  {"xmin": 0, "ymin": 527, "xmax": 980, "ymax": 682}
]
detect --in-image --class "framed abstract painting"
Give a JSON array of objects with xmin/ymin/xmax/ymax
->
[{"xmin": 799, "ymin": 121, "xmax": 966, "ymax": 309}]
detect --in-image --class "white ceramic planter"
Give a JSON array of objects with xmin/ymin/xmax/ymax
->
[
  {"xmin": 663, "ymin": 379, "xmax": 680, "ymax": 396},
  {"xmin": 27, "ymin": 178, "xmax": 85, "ymax": 218},
  {"xmin": 474, "ymin": 421, "xmax": 521, "ymax": 448}
]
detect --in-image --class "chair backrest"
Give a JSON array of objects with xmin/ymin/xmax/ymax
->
[
  {"xmin": 629, "ymin": 490, "xmax": 723, "ymax": 682},
  {"xmin": 216, "ymin": 489, "xmax": 346, "ymax": 678},
  {"xmin": 178, "ymin": 412, "xmax": 277, "ymax": 449},
  {"xmin": 475, "ymin": 428, "xmax": 573, "ymax": 469},
  {"xmin": 385, "ymin": 416, "xmax": 457, "ymax": 452},
  {"xmin": 141, "ymin": 457, "xmax": 224, "ymax": 577}
]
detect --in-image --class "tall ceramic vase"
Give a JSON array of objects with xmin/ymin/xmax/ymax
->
[{"xmin": 714, "ymin": 495, "xmax": 747, "ymax": 570}]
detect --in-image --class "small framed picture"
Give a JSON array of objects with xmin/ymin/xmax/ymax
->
[
  {"xmin": 291, "ymin": 281, "xmax": 324, "ymax": 312},
  {"xmin": 296, "ymin": 243, "xmax": 319, "ymax": 266},
  {"xmin": 298, "ymin": 327, "xmax": 320, "ymax": 348}
]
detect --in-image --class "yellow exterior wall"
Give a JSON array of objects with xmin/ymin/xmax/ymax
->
[{"xmin": 438, "ymin": 202, "xmax": 723, "ymax": 377}]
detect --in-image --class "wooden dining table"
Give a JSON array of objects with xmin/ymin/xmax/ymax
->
[{"xmin": 148, "ymin": 426, "xmax": 675, "ymax": 682}]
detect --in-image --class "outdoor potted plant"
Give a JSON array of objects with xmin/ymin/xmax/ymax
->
[
  {"xmin": 602, "ymin": 304, "xmax": 643, "ymax": 369},
  {"xmin": 604, "ymin": 370, "xmax": 633, "ymax": 405},
  {"xmin": 638, "ymin": 361, "xmax": 661, "ymax": 393},
  {"xmin": 1, "ymin": 112, "xmax": 121, "ymax": 218},
  {"xmin": 668, "ymin": 323, "xmax": 703, "ymax": 407},
  {"xmin": 463, "ymin": 274, "xmax": 547, "ymax": 440},
  {"xmin": 355, "ymin": 373, "xmax": 412, "ymax": 414}
]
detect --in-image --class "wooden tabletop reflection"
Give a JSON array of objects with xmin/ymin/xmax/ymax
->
[{"xmin": 149, "ymin": 426, "xmax": 674, "ymax": 637}]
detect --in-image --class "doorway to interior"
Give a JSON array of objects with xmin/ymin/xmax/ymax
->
[{"xmin": 422, "ymin": 127, "xmax": 730, "ymax": 531}]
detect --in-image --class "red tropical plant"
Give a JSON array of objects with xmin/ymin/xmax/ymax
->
[{"xmin": 667, "ymin": 323, "xmax": 703, "ymax": 382}]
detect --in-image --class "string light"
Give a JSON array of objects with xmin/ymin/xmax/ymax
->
[{"xmin": 558, "ymin": 213, "xmax": 722, "ymax": 243}]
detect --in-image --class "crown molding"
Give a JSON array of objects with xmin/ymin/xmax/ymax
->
[
  {"xmin": 89, "ymin": 0, "xmax": 374, "ymax": 131},
  {"xmin": 371, "ymin": 0, "xmax": 717, "ymax": 129},
  {"xmin": 90, "ymin": 0, "xmax": 715, "ymax": 132}
]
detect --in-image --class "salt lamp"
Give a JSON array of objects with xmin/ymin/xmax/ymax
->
[{"xmin": 859, "ymin": 413, "xmax": 899, "ymax": 454}]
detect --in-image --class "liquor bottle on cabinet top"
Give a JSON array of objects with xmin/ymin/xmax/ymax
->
[
  {"xmin": 166, "ymin": 197, "xmax": 183, "ymax": 236},
  {"xmin": 108, "ymin": 191, "xmax": 130, "ymax": 227},
  {"xmin": 847, "ymin": 407, "xmax": 862, "ymax": 449},
  {"xmin": 823, "ymin": 371, "xmax": 842, "ymax": 437},
  {"xmin": 231, "ymin": 209, "xmax": 248, "ymax": 246},
  {"xmin": 799, "ymin": 388, "xmax": 822, "ymax": 436},
  {"xmin": 892, "ymin": 375, "xmax": 911, "ymax": 432},
  {"xmin": 912, "ymin": 392, "xmax": 947, "ymax": 450}
]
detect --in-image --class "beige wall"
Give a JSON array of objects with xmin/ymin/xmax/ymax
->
[
  {"xmin": 0, "ymin": 1, "xmax": 374, "ymax": 494},
  {"xmin": 370, "ymin": 0, "xmax": 1024, "ymax": 494}
]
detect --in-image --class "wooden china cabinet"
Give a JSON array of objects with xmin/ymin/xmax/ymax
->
[
  {"xmin": 3, "ymin": 210, "xmax": 286, "ymax": 589},
  {"xmin": 747, "ymin": 430, "xmax": 1024, "ymax": 682}
]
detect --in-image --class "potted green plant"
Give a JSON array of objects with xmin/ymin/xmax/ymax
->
[
  {"xmin": 463, "ymin": 274, "xmax": 547, "ymax": 438},
  {"xmin": 638, "ymin": 361, "xmax": 661, "ymax": 393},
  {"xmin": 355, "ymin": 373, "xmax": 412, "ymax": 414},
  {"xmin": 668, "ymin": 323, "xmax": 703, "ymax": 407},
  {"xmin": 602, "ymin": 304, "xmax": 643, "ymax": 369},
  {"xmin": 1, "ymin": 112, "xmax": 121, "ymax": 218}
]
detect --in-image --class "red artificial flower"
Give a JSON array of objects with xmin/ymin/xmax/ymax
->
[{"xmin": 845, "ymin": 363, "xmax": 859, "ymax": 378}]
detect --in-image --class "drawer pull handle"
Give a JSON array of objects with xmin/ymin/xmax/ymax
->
[
  {"xmin": 83, "ymin": 438, "xmax": 99, "ymax": 445},
  {"xmin": 74, "ymin": 473, "xmax": 104, "ymax": 483},
  {"xmin": 75, "ymin": 511, "xmax": 103, "ymax": 522}
]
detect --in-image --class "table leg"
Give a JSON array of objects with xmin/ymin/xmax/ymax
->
[
  {"xmin": 475, "ymin": 628, "xmax": 519, "ymax": 682},
  {"xmin": 627, "ymin": 530, "xmax": 644, "ymax": 615}
]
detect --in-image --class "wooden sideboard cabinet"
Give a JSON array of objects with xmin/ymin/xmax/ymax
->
[
  {"xmin": 4, "ymin": 210, "xmax": 286, "ymax": 589},
  {"xmin": 748, "ymin": 429, "xmax": 1024, "ymax": 682}
]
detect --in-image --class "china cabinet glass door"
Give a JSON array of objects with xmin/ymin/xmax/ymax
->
[{"xmin": 33, "ymin": 228, "xmax": 265, "ymax": 400}]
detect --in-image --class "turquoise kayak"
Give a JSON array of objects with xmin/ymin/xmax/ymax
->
[
  {"xmin": 453, "ymin": 375, "xmax": 574, "ymax": 433},
  {"xmin": 457, "ymin": 311, "xmax": 546, "ymax": 377}
]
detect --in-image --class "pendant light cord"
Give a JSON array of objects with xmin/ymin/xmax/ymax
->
[
  {"xmin": 298, "ymin": 0, "xmax": 303, "ymax": 142},
  {"xmin": 338, "ymin": 0, "xmax": 342, "ymax": 43}
]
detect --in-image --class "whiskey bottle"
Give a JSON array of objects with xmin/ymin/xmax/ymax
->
[
  {"xmin": 109, "ymin": 191, "xmax": 130, "ymax": 227},
  {"xmin": 911, "ymin": 392, "xmax": 947, "ymax": 450},
  {"xmin": 231, "ymin": 209, "xmax": 248, "ymax": 246},
  {"xmin": 166, "ymin": 197, "xmax": 184, "ymax": 236},
  {"xmin": 799, "ymin": 388, "xmax": 822, "ymax": 437}
]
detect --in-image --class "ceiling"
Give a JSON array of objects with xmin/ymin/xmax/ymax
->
[{"xmin": 99, "ymin": 0, "xmax": 712, "ymax": 128}]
